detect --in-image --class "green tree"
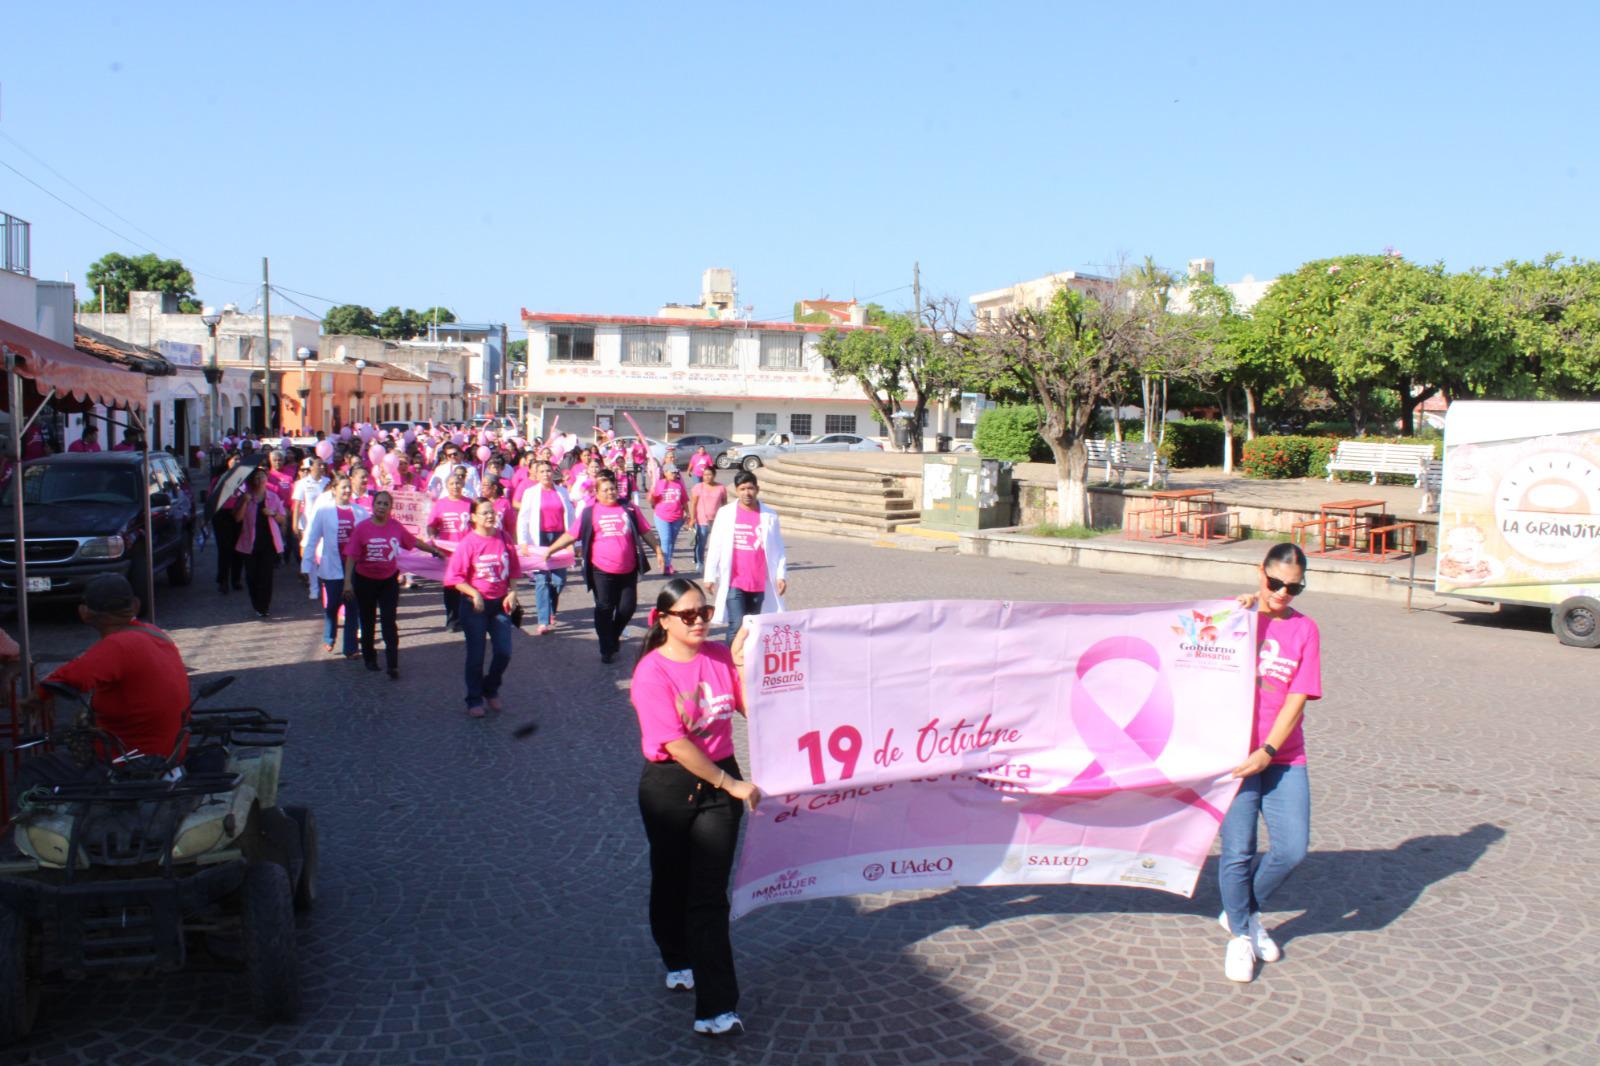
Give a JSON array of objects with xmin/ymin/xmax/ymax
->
[
  {"xmin": 81, "ymin": 252, "xmax": 200, "ymax": 313},
  {"xmin": 376, "ymin": 306, "xmax": 412, "ymax": 339},
  {"xmin": 321, "ymin": 304, "xmax": 378, "ymax": 335},
  {"xmin": 817, "ymin": 311, "xmax": 962, "ymax": 451},
  {"xmin": 412, "ymin": 306, "xmax": 457, "ymax": 335},
  {"xmin": 1491, "ymin": 255, "xmax": 1600, "ymax": 398}
]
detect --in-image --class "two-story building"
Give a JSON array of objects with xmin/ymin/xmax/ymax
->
[{"xmin": 516, "ymin": 311, "xmax": 890, "ymax": 444}]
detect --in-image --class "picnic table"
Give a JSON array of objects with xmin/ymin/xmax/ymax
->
[
  {"xmin": 1292, "ymin": 498, "xmax": 1417, "ymax": 561},
  {"xmin": 1127, "ymin": 489, "xmax": 1239, "ymax": 546}
]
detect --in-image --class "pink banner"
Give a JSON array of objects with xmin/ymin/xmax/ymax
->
[
  {"xmin": 388, "ymin": 487, "xmax": 430, "ymax": 538},
  {"xmin": 398, "ymin": 541, "xmax": 574, "ymax": 582},
  {"xmin": 730, "ymin": 599, "xmax": 1256, "ymax": 918}
]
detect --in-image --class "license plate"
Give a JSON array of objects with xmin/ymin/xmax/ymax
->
[{"xmin": 25, "ymin": 577, "xmax": 51, "ymax": 592}]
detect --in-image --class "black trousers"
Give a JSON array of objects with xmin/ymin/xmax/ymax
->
[
  {"xmin": 590, "ymin": 569, "xmax": 637, "ymax": 657},
  {"xmin": 243, "ymin": 547, "xmax": 276, "ymax": 615},
  {"xmin": 442, "ymin": 586, "xmax": 462, "ymax": 625},
  {"xmin": 213, "ymin": 512, "xmax": 243, "ymax": 588},
  {"xmin": 353, "ymin": 572, "xmax": 400, "ymax": 670},
  {"xmin": 638, "ymin": 756, "xmax": 743, "ymax": 1019}
]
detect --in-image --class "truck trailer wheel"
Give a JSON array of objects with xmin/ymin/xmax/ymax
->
[{"xmin": 1552, "ymin": 596, "xmax": 1600, "ymax": 648}]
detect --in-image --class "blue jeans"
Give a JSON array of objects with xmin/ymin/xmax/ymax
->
[
  {"xmin": 723, "ymin": 588, "xmax": 764, "ymax": 646},
  {"xmin": 322, "ymin": 582, "xmax": 358, "ymax": 654},
  {"xmin": 1218, "ymin": 763, "xmax": 1310, "ymax": 934},
  {"xmin": 693, "ymin": 523, "xmax": 712, "ymax": 568},
  {"xmin": 532, "ymin": 528, "xmax": 567, "ymax": 625},
  {"xmin": 655, "ymin": 517, "xmax": 684, "ymax": 570},
  {"xmin": 460, "ymin": 599, "xmax": 514, "ymax": 709}
]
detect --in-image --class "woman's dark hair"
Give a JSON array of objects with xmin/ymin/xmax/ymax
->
[
  {"xmin": 1263, "ymin": 542, "xmax": 1307, "ymax": 570},
  {"xmin": 639, "ymin": 578, "xmax": 707, "ymax": 661},
  {"xmin": 595, "ymin": 470, "xmax": 617, "ymax": 485},
  {"xmin": 733, "ymin": 470, "xmax": 759, "ymax": 489}
]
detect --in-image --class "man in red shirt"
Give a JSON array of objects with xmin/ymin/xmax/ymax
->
[{"xmin": 19, "ymin": 576, "xmax": 190, "ymax": 790}]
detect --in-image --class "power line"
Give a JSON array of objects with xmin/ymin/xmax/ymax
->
[{"xmin": 268, "ymin": 285, "xmax": 327, "ymax": 320}]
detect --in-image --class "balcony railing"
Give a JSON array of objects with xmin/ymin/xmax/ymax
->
[{"xmin": 2, "ymin": 212, "xmax": 29, "ymax": 276}]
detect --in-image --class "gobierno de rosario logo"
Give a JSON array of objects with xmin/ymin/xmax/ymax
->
[
  {"xmin": 1171, "ymin": 606, "xmax": 1247, "ymax": 664},
  {"xmin": 760, "ymin": 624, "xmax": 805, "ymax": 692}
]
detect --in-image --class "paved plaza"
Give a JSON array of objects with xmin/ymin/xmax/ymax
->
[{"xmin": 7, "ymin": 532, "xmax": 1595, "ymax": 1065}]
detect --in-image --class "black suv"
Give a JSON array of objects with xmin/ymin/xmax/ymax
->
[{"xmin": 0, "ymin": 452, "xmax": 196, "ymax": 607}]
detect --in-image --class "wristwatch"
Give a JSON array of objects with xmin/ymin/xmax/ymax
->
[{"xmin": 1261, "ymin": 743, "xmax": 1278, "ymax": 758}]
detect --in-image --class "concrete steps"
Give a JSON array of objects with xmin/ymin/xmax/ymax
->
[{"xmin": 759, "ymin": 457, "xmax": 921, "ymax": 534}]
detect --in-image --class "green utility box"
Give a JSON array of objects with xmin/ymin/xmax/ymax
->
[{"xmin": 919, "ymin": 454, "xmax": 1014, "ymax": 531}]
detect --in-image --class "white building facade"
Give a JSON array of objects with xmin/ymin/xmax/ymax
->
[{"xmin": 518, "ymin": 312, "xmax": 900, "ymax": 444}]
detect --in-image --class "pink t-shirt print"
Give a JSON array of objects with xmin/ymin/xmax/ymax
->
[
  {"xmin": 343, "ymin": 520, "xmax": 419, "ymax": 580},
  {"xmin": 730, "ymin": 506, "xmax": 767, "ymax": 593},
  {"xmin": 1253, "ymin": 609, "xmax": 1322, "ymax": 765},
  {"xmin": 651, "ymin": 480, "xmax": 686, "ymax": 522},
  {"xmin": 442, "ymin": 530, "xmax": 521, "ymax": 600},
  {"xmin": 427, "ymin": 498, "xmax": 473, "ymax": 540},
  {"xmin": 571, "ymin": 503, "xmax": 645, "ymax": 575},
  {"xmin": 693, "ymin": 484, "xmax": 727, "ymax": 526},
  {"xmin": 630, "ymin": 643, "xmax": 742, "ymax": 762}
]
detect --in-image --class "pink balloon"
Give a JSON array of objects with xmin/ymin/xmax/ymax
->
[
  {"xmin": 451, "ymin": 433, "xmax": 466, "ymax": 447},
  {"xmin": 383, "ymin": 453, "xmax": 401, "ymax": 472},
  {"xmin": 368, "ymin": 443, "xmax": 387, "ymax": 464},
  {"xmin": 359, "ymin": 426, "xmax": 375, "ymax": 443},
  {"xmin": 315, "ymin": 440, "xmax": 334, "ymax": 461},
  {"xmin": 402, "ymin": 430, "xmax": 416, "ymax": 445},
  {"xmin": 475, "ymin": 445, "xmax": 491, "ymax": 464},
  {"xmin": 339, "ymin": 426, "xmax": 354, "ymax": 440}
]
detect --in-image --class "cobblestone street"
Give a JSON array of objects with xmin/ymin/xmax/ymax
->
[{"xmin": 9, "ymin": 533, "xmax": 1595, "ymax": 1065}]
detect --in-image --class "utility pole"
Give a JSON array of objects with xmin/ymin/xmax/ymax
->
[
  {"xmin": 261, "ymin": 257, "xmax": 271, "ymax": 434},
  {"xmin": 912, "ymin": 261, "xmax": 921, "ymax": 326}
]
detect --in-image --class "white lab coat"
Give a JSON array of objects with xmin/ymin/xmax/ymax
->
[
  {"xmin": 703, "ymin": 502, "xmax": 787, "ymax": 625},
  {"xmin": 300, "ymin": 501, "xmax": 371, "ymax": 581},
  {"xmin": 515, "ymin": 484, "xmax": 575, "ymax": 547},
  {"xmin": 427, "ymin": 462, "xmax": 481, "ymax": 499}
]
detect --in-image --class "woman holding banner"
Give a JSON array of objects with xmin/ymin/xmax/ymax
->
[
  {"xmin": 1219, "ymin": 542, "xmax": 1320, "ymax": 983},
  {"xmin": 631, "ymin": 577, "xmax": 759, "ymax": 1037},
  {"xmin": 444, "ymin": 497, "xmax": 521, "ymax": 718},
  {"xmin": 343, "ymin": 491, "xmax": 448, "ymax": 679},
  {"xmin": 515, "ymin": 460, "xmax": 574, "ymax": 635}
]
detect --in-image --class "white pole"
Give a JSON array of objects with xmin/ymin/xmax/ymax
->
[{"xmin": 6, "ymin": 351, "xmax": 31, "ymax": 678}]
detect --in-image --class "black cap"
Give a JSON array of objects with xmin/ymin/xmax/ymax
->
[{"xmin": 82, "ymin": 573, "xmax": 138, "ymax": 614}]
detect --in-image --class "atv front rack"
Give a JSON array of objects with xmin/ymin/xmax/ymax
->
[{"xmin": 21, "ymin": 772, "xmax": 241, "ymax": 806}]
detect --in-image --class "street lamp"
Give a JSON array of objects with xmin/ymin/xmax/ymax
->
[
  {"xmin": 201, "ymin": 306, "xmax": 222, "ymax": 454},
  {"xmin": 351, "ymin": 358, "xmax": 368, "ymax": 424},
  {"xmin": 294, "ymin": 346, "xmax": 314, "ymax": 433}
]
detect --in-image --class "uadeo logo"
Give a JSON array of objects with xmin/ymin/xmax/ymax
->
[
  {"xmin": 862, "ymin": 863, "xmax": 885, "ymax": 882},
  {"xmin": 761, "ymin": 625, "xmax": 806, "ymax": 693}
]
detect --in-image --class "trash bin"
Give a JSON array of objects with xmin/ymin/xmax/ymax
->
[
  {"xmin": 936, "ymin": 434, "xmax": 952, "ymax": 452},
  {"xmin": 890, "ymin": 412, "xmax": 912, "ymax": 450}
]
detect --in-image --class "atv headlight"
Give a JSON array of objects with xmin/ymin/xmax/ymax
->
[
  {"xmin": 79, "ymin": 535, "xmax": 126, "ymax": 560},
  {"xmin": 24, "ymin": 825, "xmax": 73, "ymax": 866},
  {"xmin": 171, "ymin": 820, "xmax": 225, "ymax": 859}
]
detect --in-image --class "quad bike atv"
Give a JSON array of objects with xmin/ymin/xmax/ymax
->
[{"xmin": 0, "ymin": 676, "xmax": 318, "ymax": 1044}]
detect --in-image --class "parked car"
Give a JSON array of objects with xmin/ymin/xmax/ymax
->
[
  {"xmin": 723, "ymin": 432, "xmax": 883, "ymax": 470},
  {"xmin": 0, "ymin": 452, "xmax": 197, "ymax": 610},
  {"xmin": 664, "ymin": 434, "xmax": 737, "ymax": 470}
]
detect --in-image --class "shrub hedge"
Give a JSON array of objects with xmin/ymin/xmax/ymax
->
[
  {"xmin": 974, "ymin": 405, "xmax": 1052, "ymax": 462},
  {"xmin": 1241, "ymin": 434, "xmax": 1442, "ymax": 479}
]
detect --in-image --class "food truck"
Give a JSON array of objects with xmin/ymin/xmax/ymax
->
[{"xmin": 1436, "ymin": 401, "xmax": 1600, "ymax": 646}]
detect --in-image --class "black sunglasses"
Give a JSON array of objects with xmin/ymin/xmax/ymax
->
[
  {"xmin": 1266, "ymin": 577, "xmax": 1306, "ymax": 596},
  {"xmin": 661, "ymin": 605, "xmax": 715, "ymax": 624}
]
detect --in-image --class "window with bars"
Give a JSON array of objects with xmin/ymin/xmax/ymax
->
[
  {"xmin": 689, "ymin": 330, "xmax": 736, "ymax": 367},
  {"xmin": 824, "ymin": 414, "xmax": 857, "ymax": 435},
  {"xmin": 548, "ymin": 326, "xmax": 595, "ymax": 362},
  {"xmin": 789, "ymin": 413, "xmax": 812, "ymax": 437},
  {"xmin": 620, "ymin": 327, "xmax": 669, "ymax": 365},
  {"xmin": 755, "ymin": 412, "xmax": 777, "ymax": 437},
  {"xmin": 758, "ymin": 332, "xmax": 802, "ymax": 370}
]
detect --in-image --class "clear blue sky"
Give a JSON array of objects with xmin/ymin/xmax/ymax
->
[{"xmin": 5, "ymin": 2, "xmax": 1597, "ymax": 331}]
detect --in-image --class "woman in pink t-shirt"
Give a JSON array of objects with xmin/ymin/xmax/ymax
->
[
  {"xmin": 443, "ymin": 498, "xmax": 522, "ymax": 718},
  {"xmin": 649, "ymin": 465, "xmax": 689, "ymax": 574},
  {"xmin": 427, "ymin": 470, "xmax": 474, "ymax": 631},
  {"xmin": 342, "ymin": 491, "xmax": 446, "ymax": 679},
  {"xmin": 1219, "ymin": 542, "xmax": 1321, "ymax": 984},
  {"xmin": 536, "ymin": 471, "xmax": 664, "ymax": 663},
  {"xmin": 688, "ymin": 467, "xmax": 727, "ymax": 570},
  {"xmin": 630, "ymin": 577, "xmax": 760, "ymax": 1037}
]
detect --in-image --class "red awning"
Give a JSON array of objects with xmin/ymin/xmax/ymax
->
[{"xmin": 1, "ymin": 316, "xmax": 149, "ymax": 410}]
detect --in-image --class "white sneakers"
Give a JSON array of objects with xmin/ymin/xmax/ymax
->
[
  {"xmin": 694, "ymin": 1012, "xmax": 744, "ymax": 1037},
  {"xmin": 1218, "ymin": 910, "xmax": 1282, "ymax": 964},
  {"xmin": 665, "ymin": 969, "xmax": 694, "ymax": 991},
  {"xmin": 1224, "ymin": 935, "xmax": 1257, "ymax": 983}
]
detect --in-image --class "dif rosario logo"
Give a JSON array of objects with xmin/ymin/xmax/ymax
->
[{"xmin": 760, "ymin": 625, "xmax": 806, "ymax": 693}]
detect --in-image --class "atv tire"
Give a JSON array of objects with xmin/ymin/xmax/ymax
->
[
  {"xmin": 286, "ymin": 805, "xmax": 319, "ymax": 912},
  {"xmin": 241, "ymin": 862, "xmax": 300, "ymax": 1022},
  {"xmin": 0, "ymin": 904, "xmax": 41, "ymax": 1045}
]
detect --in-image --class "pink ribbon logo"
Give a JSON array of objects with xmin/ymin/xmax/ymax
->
[{"xmin": 1023, "ymin": 635, "xmax": 1225, "ymax": 829}]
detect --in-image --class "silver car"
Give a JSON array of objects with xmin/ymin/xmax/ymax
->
[{"xmin": 725, "ymin": 432, "xmax": 883, "ymax": 471}]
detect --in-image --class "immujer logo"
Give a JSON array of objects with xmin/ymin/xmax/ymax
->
[{"xmin": 761, "ymin": 625, "xmax": 805, "ymax": 692}]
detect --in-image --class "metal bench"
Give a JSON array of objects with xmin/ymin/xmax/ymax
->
[
  {"xmin": 1086, "ymin": 439, "xmax": 1169, "ymax": 487},
  {"xmin": 1324, "ymin": 442, "xmax": 1434, "ymax": 485},
  {"xmin": 1419, "ymin": 459, "xmax": 1442, "ymax": 513}
]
